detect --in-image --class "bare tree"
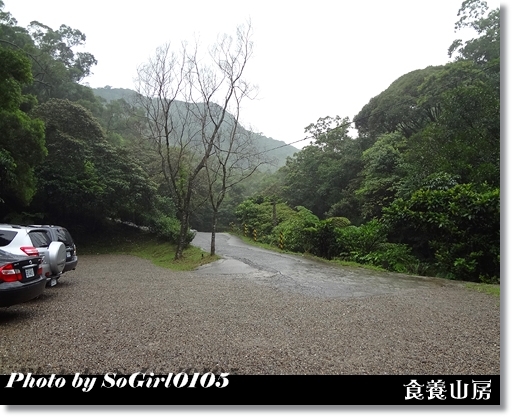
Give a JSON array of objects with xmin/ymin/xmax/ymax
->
[
  {"xmin": 205, "ymin": 120, "xmax": 270, "ymax": 255},
  {"xmin": 134, "ymin": 22, "xmax": 255, "ymax": 259}
]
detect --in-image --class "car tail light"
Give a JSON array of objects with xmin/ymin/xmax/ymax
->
[
  {"xmin": 0, "ymin": 264, "xmax": 23, "ymax": 282},
  {"xmin": 21, "ymin": 246, "xmax": 39, "ymax": 256}
]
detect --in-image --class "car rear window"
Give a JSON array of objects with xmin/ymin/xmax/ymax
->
[
  {"xmin": 0, "ymin": 230, "xmax": 17, "ymax": 247},
  {"xmin": 28, "ymin": 231, "xmax": 52, "ymax": 248},
  {"xmin": 56, "ymin": 228, "xmax": 74, "ymax": 245}
]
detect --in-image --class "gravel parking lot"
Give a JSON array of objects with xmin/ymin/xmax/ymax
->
[{"xmin": 0, "ymin": 254, "xmax": 500, "ymax": 375}]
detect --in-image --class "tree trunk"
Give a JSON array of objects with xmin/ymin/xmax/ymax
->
[
  {"xmin": 210, "ymin": 210, "xmax": 218, "ymax": 256},
  {"xmin": 175, "ymin": 210, "xmax": 189, "ymax": 260},
  {"xmin": 272, "ymin": 200, "xmax": 277, "ymax": 227}
]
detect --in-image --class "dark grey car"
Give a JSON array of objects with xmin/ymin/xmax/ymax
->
[
  {"xmin": 0, "ymin": 249, "xmax": 46, "ymax": 307},
  {"xmin": 27, "ymin": 225, "xmax": 78, "ymax": 273}
]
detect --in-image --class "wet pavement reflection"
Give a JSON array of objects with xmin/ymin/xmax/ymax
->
[{"xmin": 192, "ymin": 232, "xmax": 461, "ymax": 298}]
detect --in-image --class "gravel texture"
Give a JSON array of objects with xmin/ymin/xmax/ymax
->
[{"xmin": 0, "ymin": 254, "xmax": 500, "ymax": 375}]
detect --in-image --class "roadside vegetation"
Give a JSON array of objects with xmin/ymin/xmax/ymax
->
[{"xmin": 235, "ymin": 231, "xmax": 388, "ymax": 273}]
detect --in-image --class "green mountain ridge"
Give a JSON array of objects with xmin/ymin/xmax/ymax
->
[{"xmin": 92, "ymin": 87, "xmax": 298, "ymax": 170}]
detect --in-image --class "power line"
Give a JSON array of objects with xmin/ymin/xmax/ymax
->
[{"xmin": 257, "ymin": 118, "xmax": 356, "ymax": 155}]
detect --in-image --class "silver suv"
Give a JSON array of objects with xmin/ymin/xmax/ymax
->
[
  {"xmin": 27, "ymin": 225, "xmax": 78, "ymax": 273},
  {"xmin": 0, "ymin": 224, "xmax": 67, "ymax": 287}
]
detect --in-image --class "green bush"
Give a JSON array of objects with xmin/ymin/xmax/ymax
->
[
  {"xmin": 271, "ymin": 206, "xmax": 320, "ymax": 253},
  {"xmin": 235, "ymin": 197, "xmax": 296, "ymax": 240},
  {"xmin": 383, "ymin": 182, "xmax": 500, "ymax": 282},
  {"xmin": 362, "ymin": 243, "xmax": 419, "ymax": 273},
  {"xmin": 335, "ymin": 219, "xmax": 388, "ymax": 257},
  {"xmin": 332, "ymin": 221, "xmax": 420, "ymax": 273},
  {"xmin": 146, "ymin": 214, "xmax": 181, "ymax": 243},
  {"xmin": 311, "ymin": 217, "xmax": 351, "ymax": 259}
]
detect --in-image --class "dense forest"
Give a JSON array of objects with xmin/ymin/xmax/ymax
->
[{"xmin": 0, "ymin": 0, "xmax": 499, "ymax": 282}]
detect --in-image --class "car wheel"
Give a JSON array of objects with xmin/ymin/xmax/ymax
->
[{"xmin": 48, "ymin": 241, "xmax": 66, "ymax": 274}]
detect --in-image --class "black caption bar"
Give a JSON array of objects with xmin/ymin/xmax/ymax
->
[{"xmin": 0, "ymin": 374, "xmax": 500, "ymax": 405}]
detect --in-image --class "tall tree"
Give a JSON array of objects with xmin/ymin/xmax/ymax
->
[
  {"xmin": 448, "ymin": 0, "xmax": 500, "ymax": 65},
  {"xmin": 0, "ymin": 2, "xmax": 98, "ymax": 104},
  {"xmin": 402, "ymin": 1, "xmax": 500, "ymax": 189},
  {"xmin": 353, "ymin": 66, "xmax": 443, "ymax": 143},
  {"xmin": 0, "ymin": 46, "xmax": 46, "ymax": 212},
  {"xmin": 30, "ymin": 99, "xmax": 158, "ymax": 226},
  {"xmin": 356, "ymin": 132, "xmax": 407, "ymax": 219},
  {"xmin": 135, "ymin": 22, "xmax": 256, "ymax": 259},
  {"xmin": 281, "ymin": 116, "xmax": 363, "ymax": 221},
  {"xmin": 22, "ymin": 21, "xmax": 97, "ymax": 102},
  {"xmin": 404, "ymin": 60, "xmax": 499, "ymax": 188},
  {"xmin": 205, "ymin": 121, "xmax": 266, "ymax": 255}
]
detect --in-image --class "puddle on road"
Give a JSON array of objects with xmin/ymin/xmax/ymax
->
[{"xmin": 193, "ymin": 253, "xmax": 459, "ymax": 299}]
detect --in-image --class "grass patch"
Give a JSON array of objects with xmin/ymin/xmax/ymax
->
[
  {"xmin": 465, "ymin": 282, "xmax": 500, "ymax": 297},
  {"xmin": 76, "ymin": 222, "xmax": 219, "ymax": 271},
  {"xmin": 330, "ymin": 258, "xmax": 387, "ymax": 272}
]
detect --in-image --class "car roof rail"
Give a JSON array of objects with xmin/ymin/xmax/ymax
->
[
  {"xmin": 27, "ymin": 224, "xmax": 58, "ymax": 227},
  {"xmin": 0, "ymin": 224, "xmax": 24, "ymax": 229}
]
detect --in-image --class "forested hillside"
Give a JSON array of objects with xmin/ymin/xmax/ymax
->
[
  {"xmin": 232, "ymin": 1, "xmax": 500, "ymax": 283},
  {"xmin": 92, "ymin": 86, "xmax": 297, "ymax": 170},
  {"xmin": 0, "ymin": 0, "xmax": 500, "ymax": 280}
]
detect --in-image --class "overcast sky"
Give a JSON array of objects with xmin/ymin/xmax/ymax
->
[{"xmin": 3, "ymin": 0, "xmax": 502, "ymax": 150}]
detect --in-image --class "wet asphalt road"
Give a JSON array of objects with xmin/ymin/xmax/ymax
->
[{"xmin": 191, "ymin": 232, "xmax": 462, "ymax": 298}]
